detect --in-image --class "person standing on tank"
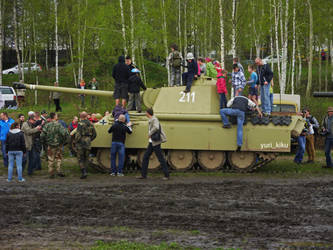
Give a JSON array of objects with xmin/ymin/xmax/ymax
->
[
  {"xmin": 255, "ymin": 58, "xmax": 274, "ymax": 116},
  {"xmin": 321, "ymin": 107, "xmax": 333, "ymax": 169},
  {"xmin": 168, "ymin": 44, "xmax": 182, "ymax": 87},
  {"xmin": 74, "ymin": 112, "xmax": 97, "ymax": 179},
  {"xmin": 41, "ymin": 112, "xmax": 69, "ymax": 178},
  {"xmin": 230, "ymin": 64, "xmax": 246, "ymax": 97},
  {"xmin": 112, "ymin": 55, "xmax": 130, "ymax": 108},
  {"xmin": 182, "ymin": 53, "xmax": 198, "ymax": 93},
  {"xmin": 108, "ymin": 114, "xmax": 132, "ymax": 176},
  {"xmin": 137, "ymin": 108, "xmax": 169, "ymax": 180},
  {"xmin": 220, "ymin": 96, "xmax": 262, "ymax": 151},
  {"xmin": 49, "ymin": 82, "xmax": 62, "ymax": 112}
]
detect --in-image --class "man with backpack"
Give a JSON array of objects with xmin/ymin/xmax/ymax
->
[
  {"xmin": 168, "ymin": 44, "xmax": 182, "ymax": 87},
  {"xmin": 41, "ymin": 112, "xmax": 69, "ymax": 178}
]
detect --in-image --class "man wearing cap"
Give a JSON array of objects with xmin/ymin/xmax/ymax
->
[
  {"xmin": 182, "ymin": 52, "xmax": 198, "ymax": 93},
  {"xmin": 127, "ymin": 68, "xmax": 146, "ymax": 113},
  {"xmin": 41, "ymin": 110, "xmax": 48, "ymax": 123},
  {"xmin": 321, "ymin": 107, "xmax": 333, "ymax": 168}
]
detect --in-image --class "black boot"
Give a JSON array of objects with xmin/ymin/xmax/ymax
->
[{"xmin": 80, "ymin": 168, "xmax": 87, "ymax": 179}]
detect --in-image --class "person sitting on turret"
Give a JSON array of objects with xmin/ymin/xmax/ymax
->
[
  {"xmin": 182, "ymin": 52, "xmax": 198, "ymax": 93},
  {"xmin": 220, "ymin": 96, "xmax": 262, "ymax": 152}
]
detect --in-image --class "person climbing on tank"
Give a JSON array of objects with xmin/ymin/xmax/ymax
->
[
  {"xmin": 215, "ymin": 62, "xmax": 228, "ymax": 109},
  {"xmin": 182, "ymin": 52, "xmax": 198, "ymax": 93},
  {"xmin": 108, "ymin": 114, "xmax": 132, "ymax": 176},
  {"xmin": 112, "ymin": 104, "xmax": 130, "ymax": 124},
  {"xmin": 112, "ymin": 55, "xmax": 130, "ymax": 108},
  {"xmin": 220, "ymin": 96, "xmax": 262, "ymax": 152}
]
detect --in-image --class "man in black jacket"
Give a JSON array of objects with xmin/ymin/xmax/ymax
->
[
  {"xmin": 182, "ymin": 52, "xmax": 198, "ymax": 93},
  {"xmin": 112, "ymin": 55, "xmax": 130, "ymax": 108},
  {"xmin": 255, "ymin": 57, "xmax": 274, "ymax": 116},
  {"xmin": 108, "ymin": 114, "xmax": 132, "ymax": 176},
  {"xmin": 127, "ymin": 68, "xmax": 146, "ymax": 112}
]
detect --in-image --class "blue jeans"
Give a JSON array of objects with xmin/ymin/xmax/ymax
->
[
  {"xmin": 219, "ymin": 93, "xmax": 228, "ymax": 109},
  {"xmin": 1, "ymin": 141, "xmax": 8, "ymax": 167},
  {"xmin": 270, "ymin": 93, "xmax": 274, "ymax": 113},
  {"xmin": 294, "ymin": 135, "xmax": 306, "ymax": 163},
  {"xmin": 110, "ymin": 142, "xmax": 125, "ymax": 174},
  {"xmin": 125, "ymin": 113, "xmax": 130, "ymax": 123},
  {"xmin": 260, "ymin": 83, "xmax": 271, "ymax": 114},
  {"xmin": 324, "ymin": 138, "xmax": 333, "ymax": 167},
  {"xmin": 182, "ymin": 72, "xmax": 195, "ymax": 92},
  {"xmin": 220, "ymin": 108, "xmax": 245, "ymax": 147},
  {"xmin": 8, "ymin": 151, "xmax": 23, "ymax": 181}
]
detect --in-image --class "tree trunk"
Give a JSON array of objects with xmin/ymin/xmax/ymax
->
[
  {"xmin": 273, "ymin": 0, "xmax": 281, "ymax": 86},
  {"xmin": 269, "ymin": 0, "xmax": 274, "ymax": 71},
  {"xmin": 231, "ymin": 0, "xmax": 237, "ymax": 57},
  {"xmin": 33, "ymin": 17, "xmax": 39, "ymax": 105},
  {"xmin": 13, "ymin": 0, "xmax": 23, "ymax": 81},
  {"xmin": 178, "ymin": 0, "xmax": 182, "ymax": 55},
  {"xmin": 325, "ymin": 39, "xmax": 329, "ymax": 91},
  {"xmin": 130, "ymin": 0, "xmax": 135, "ymax": 62},
  {"xmin": 305, "ymin": 0, "xmax": 313, "ymax": 98},
  {"xmin": 208, "ymin": 0, "xmax": 213, "ymax": 54},
  {"xmin": 331, "ymin": 39, "xmax": 333, "ymax": 84},
  {"xmin": 297, "ymin": 45, "xmax": 302, "ymax": 88},
  {"xmin": 218, "ymin": 0, "xmax": 225, "ymax": 69},
  {"xmin": 139, "ymin": 40, "xmax": 146, "ymax": 85},
  {"xmin": 318, "ymin": 48, "xmax": 322, "ymax": 91},
  {"xmin": 183, "ymin": 0, "xmax": 187, "ymax": 59},
  {"xmin": 79, "ymin": 0, "xmax": 88, "ymax": 82},
  {"xmin": 54, "ymin": 0, "xmax": 59, "ymax": 84},
  {"xmin": 289, "ymin": 0, "xmax": 295, "ymax": 93},
  {"xmin": 119, "ymin": 0, "xmax": 127, "ymax": 55},
  {"xmin": 69, "ymin": 34, "xmax": 77, "ymax": 86},
  {"xmin": 280, "ymin": 0, "xmax": 289, "ymax": 94},
  {"xmin": 0, "ymin": 0, "xmax": 3, "ymax": 86},
  {"xmin": 161, "ymin": 0, "xmax": 170, "ymax": 86}
]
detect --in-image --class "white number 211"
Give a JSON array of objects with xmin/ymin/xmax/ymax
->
[{"xmin": 179, "ymin": 91, "xmax": 195, "ymax": 103}]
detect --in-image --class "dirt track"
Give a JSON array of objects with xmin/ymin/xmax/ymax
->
[{"xmin": 1, "ymin": 175, "xmax": 333, "ymax": 249}]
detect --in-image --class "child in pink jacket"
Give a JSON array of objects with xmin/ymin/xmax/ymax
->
[{"xmin": 215, "ymin": 62, "xmax": 228, "ymax": 109}]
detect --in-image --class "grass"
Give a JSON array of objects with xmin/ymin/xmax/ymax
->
[{"xmin": 91, "ymin": 240, "xmax": 192, "ymax": 250}]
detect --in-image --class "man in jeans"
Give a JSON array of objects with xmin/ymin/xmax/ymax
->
[
  {"xmin": 220, "ymin": 96, "xmax": 262, "ymax": 151},
  {"xmin": 137, "ymin": 108, "xmax": 169, "ymax": 180},
  {"xmin": 255, "ymin": 57, "xmax": 273, "ymax": 116},
  {"xmin": 108, "ymin": 114, "xmax": 132, "ymax": 176},
  {"xmin": 322, "ymin": 107, "xmax": 333, "ymax": 168},
  {"xmin": 0, "ymin": 112, "xmax": 15, "ymax": 167},
  {"xmin": 303, "ymin": 108, "xmax": 319, "ymax": 163}
]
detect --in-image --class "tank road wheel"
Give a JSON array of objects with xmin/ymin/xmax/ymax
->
[
  {"xmin": 96, "ymin": 148, "xmax": 112, "ymax": 173},
  {"xmin": 168, "ymin": 150, "xmax": 195, "ymax": 171},
  {"xmin": 197, "ymin": 151, "xmax": 226, "ymax": 171},
  {"xmin": 228, "ymin": 151, "xmax": 257, "ymax": 173},
  {"xmin": 137, "ymin": 149, "xmax": 160, "ymax": 170}
]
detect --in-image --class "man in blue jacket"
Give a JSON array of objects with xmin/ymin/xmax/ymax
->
[
  {"xmin": 182, "ymin": 52, "xmax": 198, "ymax": 93},
  {"xmin": 0, "ymin": 112, "xmax": 15, "ymax": 167}
]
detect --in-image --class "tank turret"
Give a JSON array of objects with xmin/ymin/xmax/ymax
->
[{"xmin": 16, "ymin": 78, "xmax": 304, "ymax": 173}]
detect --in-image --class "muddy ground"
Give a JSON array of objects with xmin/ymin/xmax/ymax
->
[{"xmin": 1, "ymin": 172, "xmax": 333, "ymax": 249}]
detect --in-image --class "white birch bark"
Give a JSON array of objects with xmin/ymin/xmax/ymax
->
[
  {"xmin": 318, "ymin": 48, "xmax": 322, "ymax": 91},
  {"xmin": 13, "ymin": 0, "xmax": 23, "ymax": 81},
  {"xmin": 33, "ymin": 17, "xmax": 39, "ymax": 105},
  {"xmin": 291, "ymin": 0, "xmax": 296, "ymax": 95},
  {"xmin": 325, "ymin": 39, "xmax": 329, "ymax": 91},
  {"xmin": 280, "ymin": 0, "xmax": 289, "ymax": 94},
  {"xmin": 252, "ymin": 2, "xmax": 260, "ymax": 57},
  {"xmin": 208, "ymin": 0, "xmax": 213, "ymax": 54},
  {"xmin": 119, "ymin": 0, "xmax": 127, "ymax": 55},
  {"xmin": 20, "ymin": 14, "xmax": 24, "ymax": 82},
  {"xmin": 161, "ymin": 0, "xmax": 170, "ymax": 86},
  {"xmin": 218, "ymin": 0, "xmax": 225, "ymax": 69},
  {"xmin": 269, "ymin": 0, "xmax": 274, "ymax": 71},
  {"xmin": 231, "ymin": 0, "xmax": 237, "ymax": 57},
  {"xmin": 130, "ymin": 0, "xmax": 135, "ymax": 63},
  {"xmin": 273, "ymin": 0, "xmax": 281, "ymax": 86},
  {"xmin": 178, "ymin": 0, "xmax": 182, "ymax": 55},
  {"xmin": 69, "ymin": 34, "xmax": 77, "ymax": 86},
  {"xmin": 297, "ymin": 45, "xmax": 302, "ymax": 87},
  {"xmin": 54, "ymin": 0, "xmax": 59, "ymax": 84},
  {"xmin": 305, "ymin": 0, "xmax": 313, "ymax": 97},
  {"xmin": 79, "ymin": 0, "xmax": 87, "ymax": 82},
  {"xmin": 184, "ymin": 0, "xmax": 187, "ymax": 59},
  {"xmin": 0, "ymin": 0, "xmax": 3, "ymax": 86}
]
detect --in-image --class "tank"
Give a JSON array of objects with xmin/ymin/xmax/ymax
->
[{"xmin": 19, "ymin": 78, "xmax": 304, "ymax": 173}]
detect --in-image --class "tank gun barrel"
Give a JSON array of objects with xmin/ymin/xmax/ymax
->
[
  {"xmin": 23, "ymin": 83, "xmax": 114, "ymax": 97},
  {"xmin": 313, "ymin": 92, "xmax": 333, "ymax": 97}
]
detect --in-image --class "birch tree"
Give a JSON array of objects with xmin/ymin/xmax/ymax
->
[
  {"xmin": 119, "ymin": 0, "xmax": 127, "ymax": 55},
  {"xmin": 280, "ymin": 0, "xmax": 289, "ymax": 94},
  {"xmin": 54, "ymin": 0, "xmax": 59, "ymax": 84},
  {"xmin": 231, "ymin": 0, "xmax": 237, "ymax": 57},
  {"xmin": 161, "ymin": 0, "xmax": 170, "ymax": 86},
  {"xmin": 273, "ymin": 0, "xmax": 281, "ymax": 86},
  {"xmin": 305, "ymin": 0, "xmax": 313, "ymax": 98},
  {"xmin": 130, "ymin": 0, "xmax": 135, "ymax": 62},
  {"xmin": 13, "ymin": 0, "xmax": 23, "ymax": 81},
  {"xmin": 291, "ymin": 0, "xmax": 296, "ymax": 95},
  {"xmin": 183, "ymin": 0, "xmax": 187, "ymax": 59},
  {"xmin": 218, "ymin": 0, "xmax": 225, "ymax": 69}
]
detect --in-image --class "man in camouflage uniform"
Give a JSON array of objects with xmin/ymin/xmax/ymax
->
[
  {"xmin": 41, "ymin": 112, "xmax": 69, "ymax": 178},
  {"xmin": 74, "ymin": 111, "xmax": 97, "ymax": 179}
]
